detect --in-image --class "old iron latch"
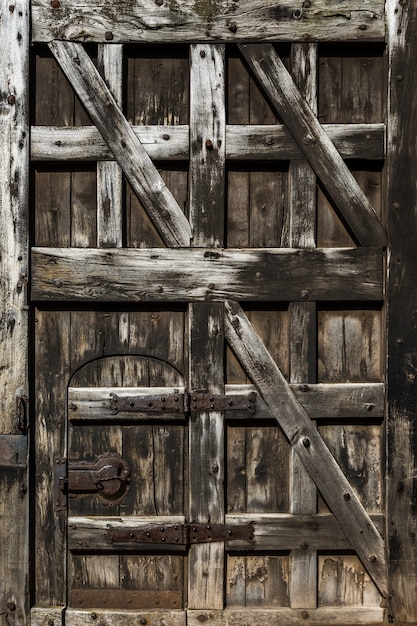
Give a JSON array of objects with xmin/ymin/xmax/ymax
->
[
  {"xmin": 106, "ymin": 522, "xmax": 254, "ymax": 546},
  {"xmin": 110, "ymin": 390, "xmax": 256, "ymax": 414},
  {"xmin": 55, "ymin": 452, "xmax": 130, "ymax": 511}
]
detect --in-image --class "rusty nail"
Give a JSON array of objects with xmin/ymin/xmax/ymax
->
[
  {"xmin": 302, "ymin": 437, "xmax": 310, "ymax": 448},
  {"xmin": 228, "ymin": 21, "xmax": 238, "ymax": 33},
  {"xmin": 51, "ymin": 0, "xmax": 60, "ymax": 7},
  {"xmin": 301, "ymin": 289, "xmax": 310, "ymax": 300},
  {"xmin": 162, "ymin": 133, "xmax": 170, "ymax": 140},
  {"xmin": 7, "ymin": 94, "xmax": 16, "ymax": 105},
  {"xmin": 343, "ymin": 493, "xmax": 351, "ymax": 501},
  {"xmin": 369, "ymin": 555, "xmax": 377, "ymax": 563},
  {"xmin": 301, "ymin": 611, "xmax": 309, "ymax": 620},
  {"xmin": 228, "ymin": 529, "xmax": 233, "ymax": 535},
  {"xmin": 21, "ymin": 484, "xmax": 27, "ymax": 494},
  {"xmin": 7, "ymin": 602, "xmax": 16, "ymax": 611},
  {"xmin": 205, "ymin": 139, "xmax": 213, "ymax": 150},
  {"xmin": 129, "ymin": 532, "xmax": 135, "ymax": 538},
  {"xmin": 105, "ymin": 31, "xmax": 114, "ymax": 40}
]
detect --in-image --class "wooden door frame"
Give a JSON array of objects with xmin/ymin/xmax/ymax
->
[{"xmin": 2, "ymin": 0, "xmax": 417, "ymax": 623}]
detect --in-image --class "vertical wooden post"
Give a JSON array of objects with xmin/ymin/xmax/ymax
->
[
  {"xmin": 386, "ymin": 0, "xmax": 417, "ymax": 620},
  {"xmin": 188, "ymin": 44, "xmax": 226, "ymax": 610},
  {"xmin": 0, "ymin": 0, "xmax": 29, "ymax": 622},
  {"xmin": 288, "ymin": 43, "xmax": 318, "ymax": 609},
  {"xmin": 97, "ymin": 44, "xmax": 124, "ymax": 247}
]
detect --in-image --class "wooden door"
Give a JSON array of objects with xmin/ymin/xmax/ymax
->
[{"xmin": 1, "ymin": 0, "xmax": 412, "ymax": 624}]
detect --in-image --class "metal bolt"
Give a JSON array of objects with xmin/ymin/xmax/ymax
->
[
  {"xmin": 369, "ymin": 555, "xmax": 377, "ymax": 563},
  {"xmin": 7, "ymin": 94, "xmax": 16, "ymax": 105},
  {"xmin": 105, "ymin": 31, "xmax": 114, "ymax": 40},
  {"xmin": 343, "ymin": 493, "xmax": 351, "ymax": 501},
  {"xmin": 302, "ymin": 437, "xmax": 310, "ymax": 448},
  {"xmin": 146, "ymin": 532, "xmax": 151, "ymax": 537},
  {"xmin": 155, "ymin": 285, "xmax": 163, "ymax": 293},
  {"xmin": 228, "ymin": 21, "xmax": 238, "ymax": 32},
  {"xmin": 205, "ymin": 139, "xmax": 213, "ymax": 150},
  {"xmin": 162, "ymin": 133, "xmax": 170, "ymax": 140}
]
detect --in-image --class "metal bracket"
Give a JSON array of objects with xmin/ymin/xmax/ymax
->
[
  {"xmin": 111, "ymin": 390, "xmax": 256, "ymax": 415},
  {"xmin": 106, "ymin": 522, "xmax": 254, "ymax": 546},
  {"xmin": 55, "ymin": 452, "xmax": 130, "ymax": 511}
]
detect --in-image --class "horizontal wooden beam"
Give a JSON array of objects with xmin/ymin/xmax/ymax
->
[
  {"xmin": 31, "ymin": 247, "xmax": 384, "ymax": 303},
  {"xmin": 66, "ymin": 610, "xmax": 185, "ymax": 626},
  {"xmin": 187, "ymin": 608, "xmax": 385, "ymax": 626},
  {"xmin": 32, "ymin": 0, "xmax": 385, "ymax": 43},
  {"xmin": 239, "ymin": 44, "xmax": 388, "ymax": 247},
  {"xmin": 224, "ymin": 300, "xmax": 388, "ymax": 597},
  {"xmin": 68, "ymin": 383, "xmax": 384, "ymax": 421},
  {"xmin": 31, "ymin": 123, "xmax": 385, "ymax": 162}
]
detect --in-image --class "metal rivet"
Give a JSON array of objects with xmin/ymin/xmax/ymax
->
[
  {"xmin": 205, "ymin": 139, "xmax": 213, "ymax": 150},
  {"xmin": 369, "ymin": 555, "xmax": 377, "ymax": 563},
  {"xmin": 301, "ymin": 289, "xmax": 310, "ymax": 300},
  {"xmin": 53, "ymin": 278, "xmax": 63, "ymax": 287},
  {"xmin": 255, "ymin": 272, "xmax": 262, "ymax": 279},
  {"xmin": 193, "ymin": 396, "xmax": 197, "ymax": 402},
  {"xmin": 228, "ymin": 21, "xmax": 237, "ymax": 32},
  {"xmin": 397, "ymin": 338, "xmax": 403, "ymax": 345},
  {"xmin": 7, "ymin": 94, "xmax": 16, "ymax": 105},
  {"xmin": 302, "ymin": 437, "xmax": 310, "ymax": 448},
  {"xmin": 365, "ymin": 403, "xmax": 374, "ymax": 411},
  {"xmin": 160, "ymin": 527, "xmax": 165, "ymax": 532},
  {"xmin": 207, "ymin": 525, "xmax": 211, "ymax": 530},
  {"xmin": 161, "ymin": 397, "xmax": 165, "ymax": 402},
  {"xmin": 343, "ymin": 493, "xmax": 351, "ymax": 501},
  {"xmin": 228, "ymin": 529, "xmax": 233, "ymax": 535},
  {"xmin": 105, "ymin": 31, "xmax": 114, "ymax": 40},
  {"xmin": 146, "ymin": 532, "xmax": 151, "ymax": 537},
  {"xmin": 161, "ymin": 537, "xmax": 166, "ymax": 542},
  {"xmin": 193, "ymin": 527, "xmax": 197, "ymax": 532},
  {"xmin": 228, "ymin": 400, "xmax": 233, "ymax": 406},
  {"xmin": 302, "ymin": 0, "xmax": 311, "ymax": 7},
  {"xmin": 129, "ymin": 401, "xmax": 134, "ymax": 407},
  {"xmin": 91, "ymin": 613, "xmax": 97, "ymax": 620},
  {"xmin": 161, "ymin": 405, "xmax": 166, "ymax": 410}
]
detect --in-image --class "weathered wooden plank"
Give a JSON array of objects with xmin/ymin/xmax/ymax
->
[
  {"xmin": 386, "ymin": 0, "xmax": 417, "ymax": 619},
  {"xmin": 187, "ymin": 607, "xmax": 385, "ymax": 626},
  {"xmin": 48, "ymin": 41, "xmax": 191, "ymax": 247},
  {"xmin": 97, "ymin": 44, "xmax": 123, "ymax": 247},
  {"xmin": 31, "ymin": 123, "xmax": 385, "ymax": 162},
  {"xmin": 67, "ymin": 382, "xmax": 384, "ymax": 421},
  {"xmin": 65, "ymin": 609, "xmax": 186, "ymax": 626},
  {"xmin": 189, "ymin": 45, "xmax": 225, "ymax": 246},
  {"xmin": 225, "ymin": 514, "xmax": 384, "ymax": 551},
  {"xmin": 31, "ymin": 247, "xmax": 384, "ymax": 302},
  {"xmin": 31, "ymin": 606, "xmax": 65, "ymax": 626},
  {"xmin": 318, "ymin": 554, "xmax": 381, "ymax": 608},
  {"xmin": 188, "ymin": 303, "xmax": 225, "ymax": 609},
  {"xmin": 32, "ymin": 0, "xmax": 386, "ymax": 44},
  {"xmin": 239, "ymin": 44, "xmax": 387, "ymax": 247},
  {"xmin": 0, "ymin": 1, "xmax": 30, "ymax": 622},
  {"xmin": 224, "ymin": 300, "xmax": 388, "ymax": 597}
]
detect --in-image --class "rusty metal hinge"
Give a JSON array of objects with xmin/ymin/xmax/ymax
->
[
  {"xmin": 55, "ymin": 452, "xmax": 130, "ymax": 511},
  {"xmin": 106, "ymin": 522, "xmax": 254, "ymax": 546},
  {"xmin": 110, "ymin": 390, "xmax": 256, "ymax": 415}
]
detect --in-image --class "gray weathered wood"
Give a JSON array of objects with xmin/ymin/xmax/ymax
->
[
  {"xmin": 97, "ymin": 44, "xmax": 123, "ymax": 247},
  {"xmin": 31, "ymin": 606, "xmax": 65, "ymax": 626},
  {"xmin": 386, "ymin": 0, "xmax": 417, "ymax": 619},
  {"xmin": 187, "ymin": 607, "xmax": 385, "ymax": 626},
  {"xmin": 65, "ymin": 609, "xmax": 186, "ymax": 626},
  {"xmin": 31, "ymin": 123, "xmax": 385, "ymax": 162},
  {"xmin": 31, "ymin": 246, "xmax": 384, "ymax": 302},
  {"xmin": 32, "ymin": 0, "xmax": 385, "ymax": 44},
  {"xmin": 190, "ymin": 45, "xmax": 225, "ymax": 247},
  {"xmin": 48, "ymin": 41, "xmax": 191, "ymax": 247},
  {"xmin": 224, "ymin": 300, "xmax": 388, "ymax": 597},
  {"xmin": 0, "ymin": 1, "xmax": 30, "ymax": 622},
  {"xmin": 68, "ymin": 383, "xmax": 384, "ymax": 422},
  {"xmin": 239, "ymin": 43, "xmax": 387, "ymax": 247}
]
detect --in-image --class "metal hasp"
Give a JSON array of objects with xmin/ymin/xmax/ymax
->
[
  {"xmin": 111, "ymin": 390, "xmax": 257, "ymax": 414},
  {"xmin": 106, "ymin": 522, "xmax": 255, "ymax": 545},
  {"xmin": 56, "ymin": 452, "xmax": 130, "ymax": 510}
]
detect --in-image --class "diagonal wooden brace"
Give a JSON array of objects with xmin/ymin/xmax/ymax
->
[
  {"xmin": 224, "ymin": 299, "xmax": 389, "ymax": 598},
  {"xmin": 49, "ymin": 40, "xmax": 191, "ymax": 247}
]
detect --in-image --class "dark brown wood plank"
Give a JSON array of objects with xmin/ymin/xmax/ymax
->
[
  {"xmin": 32, "ymin": 0, "xmax": 386, "ymax": 44},
  {"xmin": 224, "ymin": 300, "xmax": 388, "ymax": 598},
  {"xmin": 238, "ymin": 44, "xmax": 387, "ymax": 247},
  {"xmin": 48, "ymin": 41, "xmax": 191, "ymax": 247},
  {"xmin": 31, "ymin": 123, "xmax": 385, "ymax": 162},
  {"xmin": 31, "ymin": 247, "xmax": 384, "ymax": 302},
  {"xmin": 386, "ymin": 0, "xmax": 417, "ymax": 619}
]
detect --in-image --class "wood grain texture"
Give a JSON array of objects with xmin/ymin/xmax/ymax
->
[
  {"xmin": 187, "ymin": 607, "xmax": 385, "ymax": 625},
  {"xmin": 386, "ymin": 0, "xmax": 417, "ymax": 619},
  {"xmin": 224, "ymin": 300, "xmax": 388, "ymax": 597},
  {"xmin": 97, "ymin": 44, "xmax": 123, "ymax": 248},
  {"xmin": 32, "ymin": 0, "xmax": 385, "ymax": 44},
  {"xmin": 31, "ymin": 123, "xmax": 385, "ymax": 162},
  {"xmin": 65, "ymin": 609, "xmax": 186, "ymax": 625},
  {"xmin": 48, "ymin": 41, "xmax": 191, "ymax": 247},
  {"xmin": 31, "ymin": 606, "xmax": 65, "ymax": 626},
  {"xmin": 239, "ymin": 43, "xmax": 387, "ymax": 247},
  {"xmin": 189, "ymin": 45, "xmax": 225, "ymax": 247},
  {"xmin": 0, "ymin": 1, "xmax": 29, "ymax": 622},
  {"xmin": 31, "ymin": 246, "xmax": 384, "ymax": 302}
]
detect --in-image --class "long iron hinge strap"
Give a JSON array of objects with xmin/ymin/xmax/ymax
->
[
  {"xmin": 106, "ymin": 522, "xmax": 254, "ymax": 546},
  {"xmin": 110, "ymin": 391, "xmax": 256, "ymax": 415}
]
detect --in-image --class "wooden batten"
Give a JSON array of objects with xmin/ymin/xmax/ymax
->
[
  {"xmin": 31, "ymin": 0, "xmax": 385, "ymax": 43},
  {"xmin": 31, "ymin": 247, "xmax": 384, "ymax": 302}
]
